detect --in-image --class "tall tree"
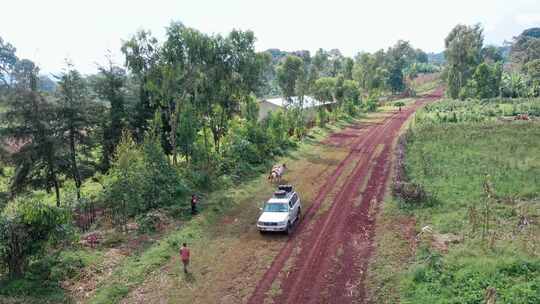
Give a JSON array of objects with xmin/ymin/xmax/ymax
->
[
  {"xmin": 510, "ymin": 27, "xmax": 540, "ymax": 67},
  {"xmin": 94, "ymin": 56, "xmax": 127, "ymax": 171},
  {"xmin": 277, "ymin": 55, "xmax": 304, "ymax": 102},
  {"xmin": 1, "ymin": 70, "xmax": 65, "ymax": 206},
  {"xmin": 312, "ymin": 77, "xmax": 336, "ymax": 103},
  {"xmin": 56, "ymin": 63, "xmax": 96, "ymax": 200},
  {"xmin": 444, "ymin": 24, "xmax": 484, "ymax": 99},
  {"xmin": 342, "ymin": 57, "xmax": 354, "ymax": 80},
  {"xmin": 0, "ymin": 37, "xmax": 18, "ymax": 89},
  {"xmin": 121, "ymin": 30, "xmax": 160, "ymax": 141},
  {"xmin": 159, "ymin": 22, "xmax": 209, "ymax": 164},
  {"xmin": 386, "ymin": 40, "xmax": 415, "ymax": 94}
]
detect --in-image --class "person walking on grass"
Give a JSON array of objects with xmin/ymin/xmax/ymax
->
[
  {"xmin": 191, "ymin": 194, "xmax": 198, "ymax": 215},
  {"xmin": 180, "ymin": 243, "xmax": 190, "ymax": 273}
]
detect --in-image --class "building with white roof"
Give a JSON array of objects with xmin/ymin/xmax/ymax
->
[{"xmin": 258, "ymin": 96, "xmax": 334, "ymax": 120}]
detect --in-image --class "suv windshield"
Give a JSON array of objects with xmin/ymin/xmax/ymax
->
[{"xmin": 263, "ymin": 203, "xmax": 288, "ymax": 212}]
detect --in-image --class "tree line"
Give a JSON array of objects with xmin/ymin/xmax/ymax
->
[{"xmin": 444, "ymin": 25, "xmax": 540, "ymax": 99}]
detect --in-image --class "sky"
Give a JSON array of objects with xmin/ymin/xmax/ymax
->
[{"xmin": 1, "ymin": 0, "xmax": 539, "ymax": 75}]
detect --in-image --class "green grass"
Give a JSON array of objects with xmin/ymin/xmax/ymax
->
[
  {"xmin": 0, "ymin": 248, "xmax": 105, "ymax": 304},
  {"xmin": 405, "ymin": 122, "xmax": 540, "ymax": 231},
  {"xmin": 396, "ymin": 98, "xmax": 540, "ymax": 303}
]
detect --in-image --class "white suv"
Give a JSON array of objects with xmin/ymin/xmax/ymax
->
[{"xmin": 257, "ymin": 185, "xmax": 301, "ymax": 235}]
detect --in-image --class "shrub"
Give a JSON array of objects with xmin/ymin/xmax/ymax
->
[
  {"xmin": 0, "ymin": 199, "xmax": 69, "ymax": 278},
  {"xmin": 317, "ymin": 108, "xmax": 329, "ymax": 127},
  {"xmin": 393, "ymin": 181, "xmax": 433, "ymax": 206},
  {"xmin": 102, "ymin": 133, "xmax": 189, "ymax": 227},
  {"xmin": 366, "ymin": 97, "xmax": 378, "ymax": 112},
  {"xmin": 136, "ymin": 212, "xmax": 161, "ymax": 234}
]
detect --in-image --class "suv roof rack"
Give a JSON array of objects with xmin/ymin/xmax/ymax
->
[
  {"xmin": 273, "ymin": 190, "xmax": 288, "ymax": 198},
  {"xmin": 278, "ymin": 184, "xmax": 293, "ymax": 193}
]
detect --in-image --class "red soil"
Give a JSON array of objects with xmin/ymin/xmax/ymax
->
[{"xmin": 247, "ymin": 90, "xmax": 442, "ymax": 304}]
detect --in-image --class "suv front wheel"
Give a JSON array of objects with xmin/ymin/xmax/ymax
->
[{"xmin": 285, "ymin": 222, "xmax": 293, "ymax": 235}]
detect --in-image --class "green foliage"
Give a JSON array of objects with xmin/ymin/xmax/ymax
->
[
  {"xmin": 460, "ymin": 62, "xmax": 502, "ymax": 99},
  {"xmin": 501, "ymin": 72, "xmax": 528, "ymax": 98},
  {"xmin": 416, "ymin": 98, "xmax": 540, "ymax": 124},
  {"xmin": 444, "ymin": 24, "xmax": 484, "ymax": 99},
  {"xmin": 220, "ymin": 117, "xmax": 269, "ymax": 177},
  {"xmin": 57, "ymin": 63, "xmax": 99, "ymax": 200},
  {"xmin": 0, "ymin": 37, "xmax": 18, "ymax": 89},
  {"xmin": 277, "ymin": 55, "xmax": 305, "ymax": 100},
  {"xmin": 264, "ymin": 110, "xmax": 293, "ymax": 152},
  {"xmin": 510, "ymin": 27, "xmax": 540, "ymax": 67},
  {"xmin": 176, "ymin": 102, "xmax": 199, "ymax": 162},
  {"xmin": 404, "ymin": 249, "xmax": 540, "ymax": 304},
  {"xmin": 312, "ymin": 77, "xmax": 336, "ymax": 102},
  {"xmin": 317, "ymin": 108, "xmax": 329, "ymax": 127},
  {"xmin": 102, "ymin": 133, "xmax": 188, "ymax": 224},
  {"xmin": 1, "ymin": 88, "xmax": 65, "ymax": 206},
  {"xmin": 135, "ymin": 212, "xmax": 161, "ymax": 234},
  {"xmin": 365, "ymin": 93, "xmax": 379, "ymax": 112},
  {"xmin": 0, "ymin": 199, "xmax": 69, "ymax": 278}
]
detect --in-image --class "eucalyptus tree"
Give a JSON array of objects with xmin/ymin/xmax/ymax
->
[
  {"xmin": 210, "ymin": 30, "xmax": 264, "ymax": 152},
  {"xmin": 444, "ymin": 24, "xmax": 484, "ymax": 99},
  {"xmin": 121, "ymin": 30, "xmax": 161, "ymax": 141},
  {"xmin": 386, "ymin": 40, "xmax": 416, "ymax": 94},
  {"xmin": 353, "ymin": 50, "xmax": 387, "ymax": 93},
  {"xmin": 159, "ymin": 22, "xmax": 209, "ymax": 165},
  {"xmin": 277, "ymin": 55, "xmax": 304, "ymax": 102},
  {"xmin": 0, "ymin": 36, "xmax": 17, "ymax": 89}
]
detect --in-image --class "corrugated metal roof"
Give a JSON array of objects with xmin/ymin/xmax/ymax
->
[{"xmin": 261, "ymin": 96, "xmax": 334, "ymax": 109}]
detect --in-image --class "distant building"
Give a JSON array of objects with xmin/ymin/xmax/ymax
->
[{"xmin": 258, "ymin": 96, "xmax": 334, "ymax": 120}]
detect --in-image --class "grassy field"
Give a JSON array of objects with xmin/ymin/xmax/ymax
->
[{"xmin": 369, "ymin": 97, "xmax": 540, "ymax": 303}]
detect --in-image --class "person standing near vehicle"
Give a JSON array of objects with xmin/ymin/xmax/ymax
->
[
  {"xmin": 180, "ymin": 243, "xmax": 190, "ymax": 273},
  {"xmin": 191, "ymin": 194, "xmax": 198, "ymax": 215}
]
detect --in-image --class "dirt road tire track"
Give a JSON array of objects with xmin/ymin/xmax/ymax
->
[{"xmin": 247, "ymin": 90, "xmax": 442, "ymax": 304}]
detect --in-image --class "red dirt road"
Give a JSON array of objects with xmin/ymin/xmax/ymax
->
[{"xmin": 247, "ymin": 90, "xmax": 442, "ymax": 304}]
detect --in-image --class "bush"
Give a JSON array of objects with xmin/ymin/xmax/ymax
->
[
  {"xmin": 0, "ymin": 199, "xmax": 69, "ymax": 278},
  {"xmin": 102, "ymin": 133, "xmax": 189, "ymax": 225},
  {"xmin": 366, "ymin": 98, "xmax": 378, "ymax": 112},
  {"xmin": 136, "ymin": 212, "xmax": 161, "ymax": 234},
  {"xmin": 317, "ymin": 108, "xmax": 329, "ymax": 127},
  {"xmin": 393, "ymin": 181, "xmax": 434, "ymax": 206},
  {"xmin": 221, "ymin": 118, "xmax": 269, "ymax": 178}
]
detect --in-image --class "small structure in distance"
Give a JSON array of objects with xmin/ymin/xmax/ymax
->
[{"xmin": 258, "ymin": 96, "xmax": 335, "ymax": 121}]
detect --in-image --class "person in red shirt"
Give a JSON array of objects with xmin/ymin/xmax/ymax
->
[{"xmin": 180, "ymin": 243, "xmax": 190, "ymax": 273}]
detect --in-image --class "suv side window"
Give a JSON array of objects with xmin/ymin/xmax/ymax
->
[{"xmin": 290, "ymin": 193, "xmax": 298, "ymax": 207}]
